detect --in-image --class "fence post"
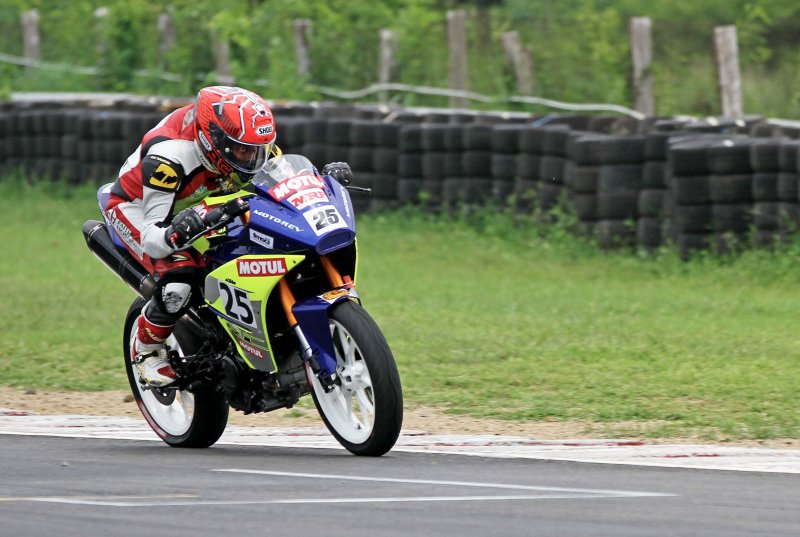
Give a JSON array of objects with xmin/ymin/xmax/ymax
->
[
  {"xmin": 378, "ymin": 29, "xmax": 398, "ymax": 104},
  {"xmin": 20, "ymin": 9, "xmax": 40, "ymax": 67},
  {"xmin": 211, "ymin": 30, "xmax": 233, "ymax": 84},
  {"xmin": 447, "ymin": 9, "xmax": 468, "ymax": 108},
  {"xmin": 157, "ymin": 13, "xmax": 176, "ymax": 72},
  {"xmin": 714, "ymin": 25, "xmax": 743, "ymax": 117},
  {"xmin": 629, "ymin": 17, "xmax": 654, "ymax": 117},
  {"xmin": 500, "ymin": 31, "xmax": 533, "ymax": 96},
  {"xmin": 294, "ymin": 19, "xmax": 312, "ymax": 78}
]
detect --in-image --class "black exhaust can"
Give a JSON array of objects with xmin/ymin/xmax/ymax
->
[{"xmin": 82, "ymin": 220, "xmax": 156, "ymax": 300}]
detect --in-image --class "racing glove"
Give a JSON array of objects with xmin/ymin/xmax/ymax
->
[
  {"xmin": 165, "ymin": 208, "xmax": 207, "ymax": 249},
  {"xmin": 322, "ymin": 161, "xmax": 352, "ymax": 186}
]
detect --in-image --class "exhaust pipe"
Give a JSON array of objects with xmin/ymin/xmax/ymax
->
[{"xmin": 82, "ymin": 220, "xmax": 156, "ymax": 300}]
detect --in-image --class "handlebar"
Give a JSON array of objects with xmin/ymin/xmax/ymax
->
[
  {"xmin": 205, "ymin": 197, "xmax": 250, "ymax": 227},
  {"xmin": 168, "ymin": 197, "xmax": 250, "ymax": 249}
]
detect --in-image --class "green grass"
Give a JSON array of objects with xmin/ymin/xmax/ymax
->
[{"xmin": 2, "ymin": 179, "xmax": 800, "ymax": 442}]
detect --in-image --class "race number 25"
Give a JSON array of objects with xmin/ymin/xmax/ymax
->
[
  {"xmin": 304, "ymin": 205, "xmax": 347, "ymax": 236},
  {"xmin": 218, "ymin": 281, "xmax": 256, "ymax": 328}
]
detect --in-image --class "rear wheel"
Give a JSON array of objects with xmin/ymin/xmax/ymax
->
[
  {"xmin": 308, "ymin": 300, "xmax": 403, "ymax": 456},
  {"xmin": 123, "ymin": 297, "xmax": 229, "ymax": 448}
]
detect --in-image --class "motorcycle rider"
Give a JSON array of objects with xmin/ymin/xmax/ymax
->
[{"xmin": 104, "ymin": 85, "xmax": 352, "ymax": 387}]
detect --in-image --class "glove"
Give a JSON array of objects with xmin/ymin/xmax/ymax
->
[
  {"xmin": 165, "ymin": 208, "xmax": 207, "ymax": 249},
  {"xmin": 322, "ymin": 161, "xmax": 352, "ymax": 186}
]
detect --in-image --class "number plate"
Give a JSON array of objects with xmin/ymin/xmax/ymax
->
[
  {"xmin": 303, "ymin": 205, "xmax": 348, "ymax": 236},
  {"xmin": 217, "ymin": 281, "xmax": 257, "ymax": 328}
]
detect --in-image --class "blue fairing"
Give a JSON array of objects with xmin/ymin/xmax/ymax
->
[
  {"xmin": 246, "ymin": 156, "xmax": 356, "ymax": 255},
  {"xmin": 208, "ymin": 155, "xmax": 357, "ymax": 376},
  {"xmin": 292, "ymin": 296, "xmax": 341, "ymax": 375}
]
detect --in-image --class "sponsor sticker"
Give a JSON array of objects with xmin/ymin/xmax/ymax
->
[
  {"xmin": 146, "ymin": 162, "xmax": 180, "ymax": 192},
  {"xmin": 287, "ymin": 187, "xmax": 329, "ymax": 210},
  {"xmin": 268, "ymin": 173, "xmax": 326, "ymax": 202},
  {"xmin": 253, "ymin": 210, "xmax": 303, "ymax": 232},
  {"xmin": 198, "ymin": 130, "xmax": 212, "ymax": 151},
  {"xmin": 237, "ymin": 257, "xmax": 287, "ymax": 277},
  {"xmin": 249, "ymin": 229, "xmax": 274, "ymax": 249},
  {"xmin": 321, "ymin": 289, "xmax": 349, "ymax": 303},
  {"xmin": 237, "ymin": 338, "xmax": 266, "ymax": 360},
  {"xmin": 108, "ymin": 209, "xmax": 144, "ymax": 258},
  {"xmin": 256, "ymin": 124, "xmax": 273, "ymax": 137}
]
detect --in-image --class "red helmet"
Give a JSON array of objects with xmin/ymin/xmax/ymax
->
[{"xmin": 194, "ymin": 86, "xmax": 276, "ymax": 178}]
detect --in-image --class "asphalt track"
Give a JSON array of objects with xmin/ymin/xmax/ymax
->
[{"xmin": 1, "ymin": 415, "xmax": 799, "ymax": 537}]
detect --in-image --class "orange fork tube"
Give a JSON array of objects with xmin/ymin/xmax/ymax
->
[
  {"xmin": 319, "ymin": 255, "xmax": 345, "ymax": 288},
  {"xmin": 278, "ymin": 278, "xmax": 298, "ymax": 326}
]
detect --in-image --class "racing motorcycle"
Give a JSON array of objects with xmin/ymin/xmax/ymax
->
[{"xmin": 82, "ymin": 154, "xmax": 403, "ymax": 456}]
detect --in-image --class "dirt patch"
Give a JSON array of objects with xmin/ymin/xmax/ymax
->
[{"xmin": 2, "ymin": 386, "xmax": 797, "ymax": 449}]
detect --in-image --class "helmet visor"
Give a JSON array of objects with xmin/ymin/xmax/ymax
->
[{"xmin": 218, "ymin": 135, "xmax": 269, "ymax": 174}]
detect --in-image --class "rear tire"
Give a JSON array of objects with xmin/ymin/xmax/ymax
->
[
  {"xmin": 123, "ymin": 297, "xmax": 229, "ymax": 448},
  {"xmin": 308, "ymin": 300, "xmax": 403, "ymax": 456}
]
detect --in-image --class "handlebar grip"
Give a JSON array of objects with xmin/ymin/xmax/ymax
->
[{"xmin": 204, "ymin": 207, "xmax": 225, "ymax": 227}]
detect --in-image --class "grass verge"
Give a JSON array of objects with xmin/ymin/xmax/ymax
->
[{"xmin": 2, "ymin": 179, "xmax": 799, "ymax": 441}]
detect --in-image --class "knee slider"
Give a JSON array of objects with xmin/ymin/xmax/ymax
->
[{"xmin": 159, "ymin": 281, "xmax": 193, "ymax": 314}]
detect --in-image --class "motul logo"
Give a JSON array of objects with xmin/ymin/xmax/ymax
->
[
  {"xmin": 237, "ymin": 258, "xmax": 287, "ymax": 276},
  {"xmin": 269, "ymin": 174, "xmax": 325, "ymax": 201}
]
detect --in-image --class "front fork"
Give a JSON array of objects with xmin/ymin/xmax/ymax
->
[{"xmin": 278, "ymin": 255, "xmax": 354, "ymax": 388}]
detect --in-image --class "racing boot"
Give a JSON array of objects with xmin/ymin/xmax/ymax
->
[{"xmin": 133, "ymin": 313, "xmax": 177, "ymax": 387}]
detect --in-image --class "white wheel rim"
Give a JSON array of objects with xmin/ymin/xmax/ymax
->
[
  {"xmin": 310, "ymin": 319, "xmax": 375, "ymax": 444},
  {"xmin": 130, "ymin": 332, "xmax": 195, "ymax": 437}
]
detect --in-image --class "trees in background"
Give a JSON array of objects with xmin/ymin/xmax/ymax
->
[{"xmin": 1, "ymin": 0, "xmax": 799, "ymax": 118}]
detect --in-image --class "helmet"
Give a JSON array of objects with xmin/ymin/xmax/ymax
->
[{"xmin": 194, "ymin": 86, "xmax": 276, "ymax": 179}]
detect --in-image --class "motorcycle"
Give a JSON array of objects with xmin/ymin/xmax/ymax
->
[{"xmin": 82, "ymin": 153, "xmax": 403, "ymax": 456}]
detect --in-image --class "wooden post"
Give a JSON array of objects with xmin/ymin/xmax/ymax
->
[
  {"xmin": 294, "ymin": 19, "xmax": 312, "ymax": 78},
  {"xmin": 94, "ymin": 7, "xmax": 110, "ymax": 78},
  {"xmin": 378, "ymin": 29, "xmax": 398, "ymax": 104},
  {"xmin": 629, "ymin": 17, "xmax": 654, "ymax": 117},
  {"xmin": 157, "ymin": 13, "xmax": 176, "ymax": 71},
  {"xmin": 20, "ymin": 9, "xmax": 40, "ymax": 66},
  {"xmin": 714, "ymin": 25, "xmax": 743, "ymax": 117},
  {"xmin": 500, "ymin": 31, "xmax": 533, "ymax": 95},
  {"xmin": 211, "ymin": 30, "xmax": 233, "ymax": 84},
  {"xmin": 447, "ymin": 10, "xmax": 468, "ymax": 108}
]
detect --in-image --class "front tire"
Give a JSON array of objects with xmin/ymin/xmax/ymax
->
[
  {"xmin": 308, "ymin": 300, "xmax": 403, "ymax": 456},
  {"xmin": 123, "ymin": 297, "xmax": 229, "ymax": 448}
]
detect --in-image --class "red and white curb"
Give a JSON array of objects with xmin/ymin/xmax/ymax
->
[{"xmin": 2, "ymin": 412, "xmax": 800, "ymax": 474}]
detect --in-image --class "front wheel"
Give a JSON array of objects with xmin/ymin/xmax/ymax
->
[
  {"xmin": 307, "ymin": 300, "xmax": 403, "ymax": 456},
  {"xmin": 123, "ymin": 297, "xmax": 229, "ymax": 448}
]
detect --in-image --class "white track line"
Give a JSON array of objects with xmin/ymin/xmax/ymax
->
[{"xmin": 2, "ymin": 413, "xmax": 800, "ymax": 474}]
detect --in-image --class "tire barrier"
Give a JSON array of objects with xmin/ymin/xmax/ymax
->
[{"xmin": 3, "ymin": 97, "xmax": 800, "ymax": 257}]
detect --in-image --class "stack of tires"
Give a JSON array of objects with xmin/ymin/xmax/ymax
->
[
  {"xmin": 637, "ymin": 129, "xmax": 672, "ymax": 250},
  {"xmin": 513, "ymin": 125, "xmax": 544, "ymax": 215},
  {"xmin": 592, "ymin": 134, "xmax": 646, "ymax": 248},
  {"xmin": 441, "ymin": 123, "xmax": 467, "ymax": 211},
  {"xmin": 564, "ymin": 132, "xmax": 606, "ymax": 237},
  {"xmin": 456, "ymin": 123, "xmax": 494, "ymax": 209},
  {"xmin": 396, "ymin": 123, "xmax": 425, "ymax": 206},
  {"xmin": 347, "ymin": 120, "xmax": 379, "ymax": 214},
  {"xmin": 776, "ymin": 140, "xmax": 800, "ymax": 236},
  {"xmin": 750, "ymin": 138, "xmax": 790, "ymax": 246},
  {"xmin": 419, "ymin": 124, "xmax": 449, "ymax": 212},
  {"xmin": 537, "ymin": 125, "xmax": 571, "ymax": 217},
  {"xmin": 707, "ymin": 137, "xmax": 753, "ymax": 254},
  {"xmin": 369, "ymin": 121, "xmax": 403, "ymax": 212},
  {"xmin": 490, "ymin": 124, "xmax": 524, "ymax": 207},
  {"xmin": 667, "ymin": 135, "xmax": 734, "ymax": 258},
  {"xmin": 274, "ymin": 115, "xmax": 309, "ymax": 155},
  {"xmin": 302, "ymin": 116, "xmax": 330, "ymax": 171}
]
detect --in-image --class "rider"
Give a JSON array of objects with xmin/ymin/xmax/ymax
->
[{"xmin": 104, "ymin": 85, "xmax": 352, "ymax": 387}]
